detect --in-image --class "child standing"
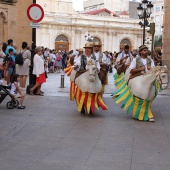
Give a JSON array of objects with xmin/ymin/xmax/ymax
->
[{"xmin": 10, "ymin": 74, "xmax": 26, "ymax": 109}]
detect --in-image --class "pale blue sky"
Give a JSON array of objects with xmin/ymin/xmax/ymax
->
[
  {"xmin": 72, "ymin": 0, "xmax": 86, "ymax": 11},
  {"xmin": 72, "ymin": 0, "xmax": 141, "ymax": 11}
]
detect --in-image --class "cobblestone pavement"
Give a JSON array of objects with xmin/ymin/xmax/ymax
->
[{"xmin": 0, "ymin": 70, "xmax": 170, "ymax": 170}]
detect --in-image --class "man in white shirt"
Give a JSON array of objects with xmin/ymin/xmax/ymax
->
[
  {"xmin": 116, "ymin": 45, "xmax": 133, "ymax": 66},
  {"xmin": 93, "ymin": 42, "xmax": 108, "ymax": 85},
  {"xmin": 93, "ymin": 42, "xmax": 107, "ymax": 64},
  {"xmin": 73, "ymin": 48, "xmax": 83, "ymax": 71},
  {"xmin": 129, "ymin": 45, "xmax": 155, "ymax": 76}
]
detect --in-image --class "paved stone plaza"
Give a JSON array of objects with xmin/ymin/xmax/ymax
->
[{"xmin": 0, "ymin": 71, "xmax": 170, "ymax": 170}]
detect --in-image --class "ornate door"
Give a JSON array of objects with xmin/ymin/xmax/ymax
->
[
  {"xmin": 55, "ymin": 34, "xmax": 69, "ymax": 52},
  {"xmin": 55, "ymin": 42, "xmax": 69, "ymax": 52},
  {"xmin": 120, "ymin": 38, "xmax": 132, "ymax": 51}
]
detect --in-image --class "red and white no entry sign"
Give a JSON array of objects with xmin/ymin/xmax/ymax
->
[{"xmin": 27, "ymin": 4, "xmax": 44, "ymax": 23}]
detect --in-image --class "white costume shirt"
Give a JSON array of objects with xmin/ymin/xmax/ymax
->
[
  {"xmin": 129, "ymin": 57, "xmax": 155, "ymax": 72},
  {"xmin": 73, "ymin": 55, "xmax": 81, "ymax": 71},
  {"xmin": 105, "ymin": 55, "xmax": 111, "ymax": 65},
  {"xmin": 116, "ymin": 53, "xmax": 122, "ymax": 65},
  {"xmin": 116, "ymin": 52, "xmax": 133, "ymax": 65},
  {"xmin": 73, "ymin": 55, "xmax": 80, "ymax": 66},
  {"xmin": 94, "ymin": 51, "xmax": 107, "ymax": 63},
  {"xmin": 86, "ymin": 55, "xmax": 101, "ymax": 71}
]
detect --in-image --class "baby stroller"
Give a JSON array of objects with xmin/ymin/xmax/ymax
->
[{"xmin": 0, "ymin": 84, "xmax": 19, "ymax": 109}]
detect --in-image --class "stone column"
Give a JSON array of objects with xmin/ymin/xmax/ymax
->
[
  {"xmin": 107, "ymin": 32, "xmax": 112, "ymax": 51},
  {"xmin": 81, "ymin": 30, "xmax": 85, "ymax": 48},
  {"xmin": 75, "ymin": 29, "xmax": 81, "ymax": 49},
  {"xmin": 163, "ymin": 0, "xmax": 170, "ymax": 72},
  {"xmin": 111, "ymin": 32, "xmax": 117, "ymax": 52},
  {"xmin": 71, "ymin": 27, "xmax": 75, "ymax": 50},
  {"xmin": 104, "ymin": 32, "xmax": 108, "ymax": 51}
]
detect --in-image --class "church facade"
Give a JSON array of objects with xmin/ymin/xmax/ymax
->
[{"xmin": 36, "ymin": 0, "xmax": 143, "ymax": 52}]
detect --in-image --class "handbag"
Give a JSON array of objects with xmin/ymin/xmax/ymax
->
[{"xmin": 57, "ymin": 56, "xmax": 61, "ymax": 61}]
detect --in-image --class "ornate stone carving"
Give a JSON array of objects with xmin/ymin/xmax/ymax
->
[
  {"xmin": 0, "ymin": 10, "xmax": 8, "ymax": 23},
  {"xmin": 75, "ymin": 30, "xmax": 82, "ymax": 34},
  {"xmin": 112, "ymin": 32, "xmax": 117, "ymax": 36}
]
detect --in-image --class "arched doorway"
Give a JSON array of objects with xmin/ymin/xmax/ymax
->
[
  {"xmin": 55, "ymin": 34, "xmax": 69, "ymax": 52},
  {"xmin": 120, "ymin": 38, "xmax": 132, "ymax": 50},
  {"xmin": 0, "ymin": 12, "xmax": 5, "ymax": 42}
]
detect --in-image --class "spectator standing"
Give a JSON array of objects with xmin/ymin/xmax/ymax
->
[
  {"xmin": 5, "ymin": 39, "xmax": 17, "ymax": 62},
  {"xmin": 2, "ymin": 43, "xmax": 8, "ymax": 79},
  {"xmin": 55, "ymin": 50, "xmax": 63, "ymax": 73},
  {"xmin": 49, "ymin": 50, "xmax": 55, "ymax": 73},
  {"xmin": 5, "ymin": 48, "xmax": 15, "ymax": 84},
  {"xmin": 16, "ymin": 42, "xmax": 31, "ymax": 90},
  {"xmin": 0, "ymin": 42, "xmax": 5, "ymax": 63},
  {"xmin": 30, "ymin": 47, "xmax": 46, "ymax": 96},
  {"xmin": 62, "ymin": 50, "xmax": 67, "ymax": 69},
  {"xmin": 44, "ymin": 48, "xmax": 49, "ymax": 58}
]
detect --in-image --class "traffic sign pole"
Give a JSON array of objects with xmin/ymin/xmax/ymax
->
[
  {"xmin": 27, "ymin": 0, "xmax": 37, "ymax": 93},
  {"xmin": 26, "ymin": 1, "xmax": 44, "ymax": 93}
]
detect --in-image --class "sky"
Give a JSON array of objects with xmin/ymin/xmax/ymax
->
[
  {"xmin": 72, "ymin": 0, "xmax": 141, "ymax": 11},
  {"xmin": 72, "ymin": 0, "xmax": 86, "ymax": 11}
]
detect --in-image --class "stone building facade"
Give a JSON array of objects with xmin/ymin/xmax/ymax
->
[
  {"xmin": 83, "ymin": 0, "xmax": 129, "ymax": 13},
  {"xmin": 0, "ymin": 0, "xmax": 32, "ymax": 47},
  {"xmin": 36, "ymin": 0, "xmax": 143, "ymax": 52},
  {"xmin": 163, "ymin": 0, "xmax": 170, "ymax": 72}
]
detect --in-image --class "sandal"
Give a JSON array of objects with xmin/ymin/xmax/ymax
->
[
  {"xmin": 30, "ymin": 89, "xmax": 34, "ymax": 95},
  {"xmin": 36, "ymin": 92, "xmax": 44, "ymax": 96}
]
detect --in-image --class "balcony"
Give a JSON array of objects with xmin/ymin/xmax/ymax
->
[{"xmin": 0, "ymin": 0, "xmax": 18, "ymax": 4}]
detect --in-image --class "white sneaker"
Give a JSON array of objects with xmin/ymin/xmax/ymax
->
[{"xmin": 149, "ymin": 118, "xmax": 155, "ymax": 122}]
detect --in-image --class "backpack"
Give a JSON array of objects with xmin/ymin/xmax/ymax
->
[{"xmin": 15, "ymin": 50, "xmax": 26, "ymax": 65}]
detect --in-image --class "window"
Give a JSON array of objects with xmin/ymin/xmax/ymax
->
[
  {"xmin": 55, "ymin": 35, "xmax": 68, "ymax": 42},
  {"xmin": 162, "ymin": 5, "xmax": 164, "ymax": 11},
  {"xmin": 155, "ymin": 6, "xmax": 160, "ymax": 12},
  {"xmin": 155, "ymin": 25, "xmax": 160, "ymax": 32},
  {"xmin": 120, "ymin": 39, "xmax": 131, "ymax": 46},
  {"xmin": 155, "ymin": 15, "xmax": 160, "ymax": 22}
]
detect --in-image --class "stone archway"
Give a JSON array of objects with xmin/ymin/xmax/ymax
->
[
  {"xmin": 120, "ymin": 38, "xmax": 132, "ymax": 50},
  {"xmin": 55, "ymin": 34, "xmax": 69, "ymax": 52}
]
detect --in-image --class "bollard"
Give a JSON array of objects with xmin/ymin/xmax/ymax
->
[{"xmin": 60, "ymin": 75, "xmax": 65, "ymax": 88}]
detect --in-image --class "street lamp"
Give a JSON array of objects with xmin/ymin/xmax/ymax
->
[
  {"xmin": 137, "ymin": 0, "xmax": 154, "ymax": 45},
  {"xmin": 85, "ymin": 34, "xmax": 94, "ymax": 42}
]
